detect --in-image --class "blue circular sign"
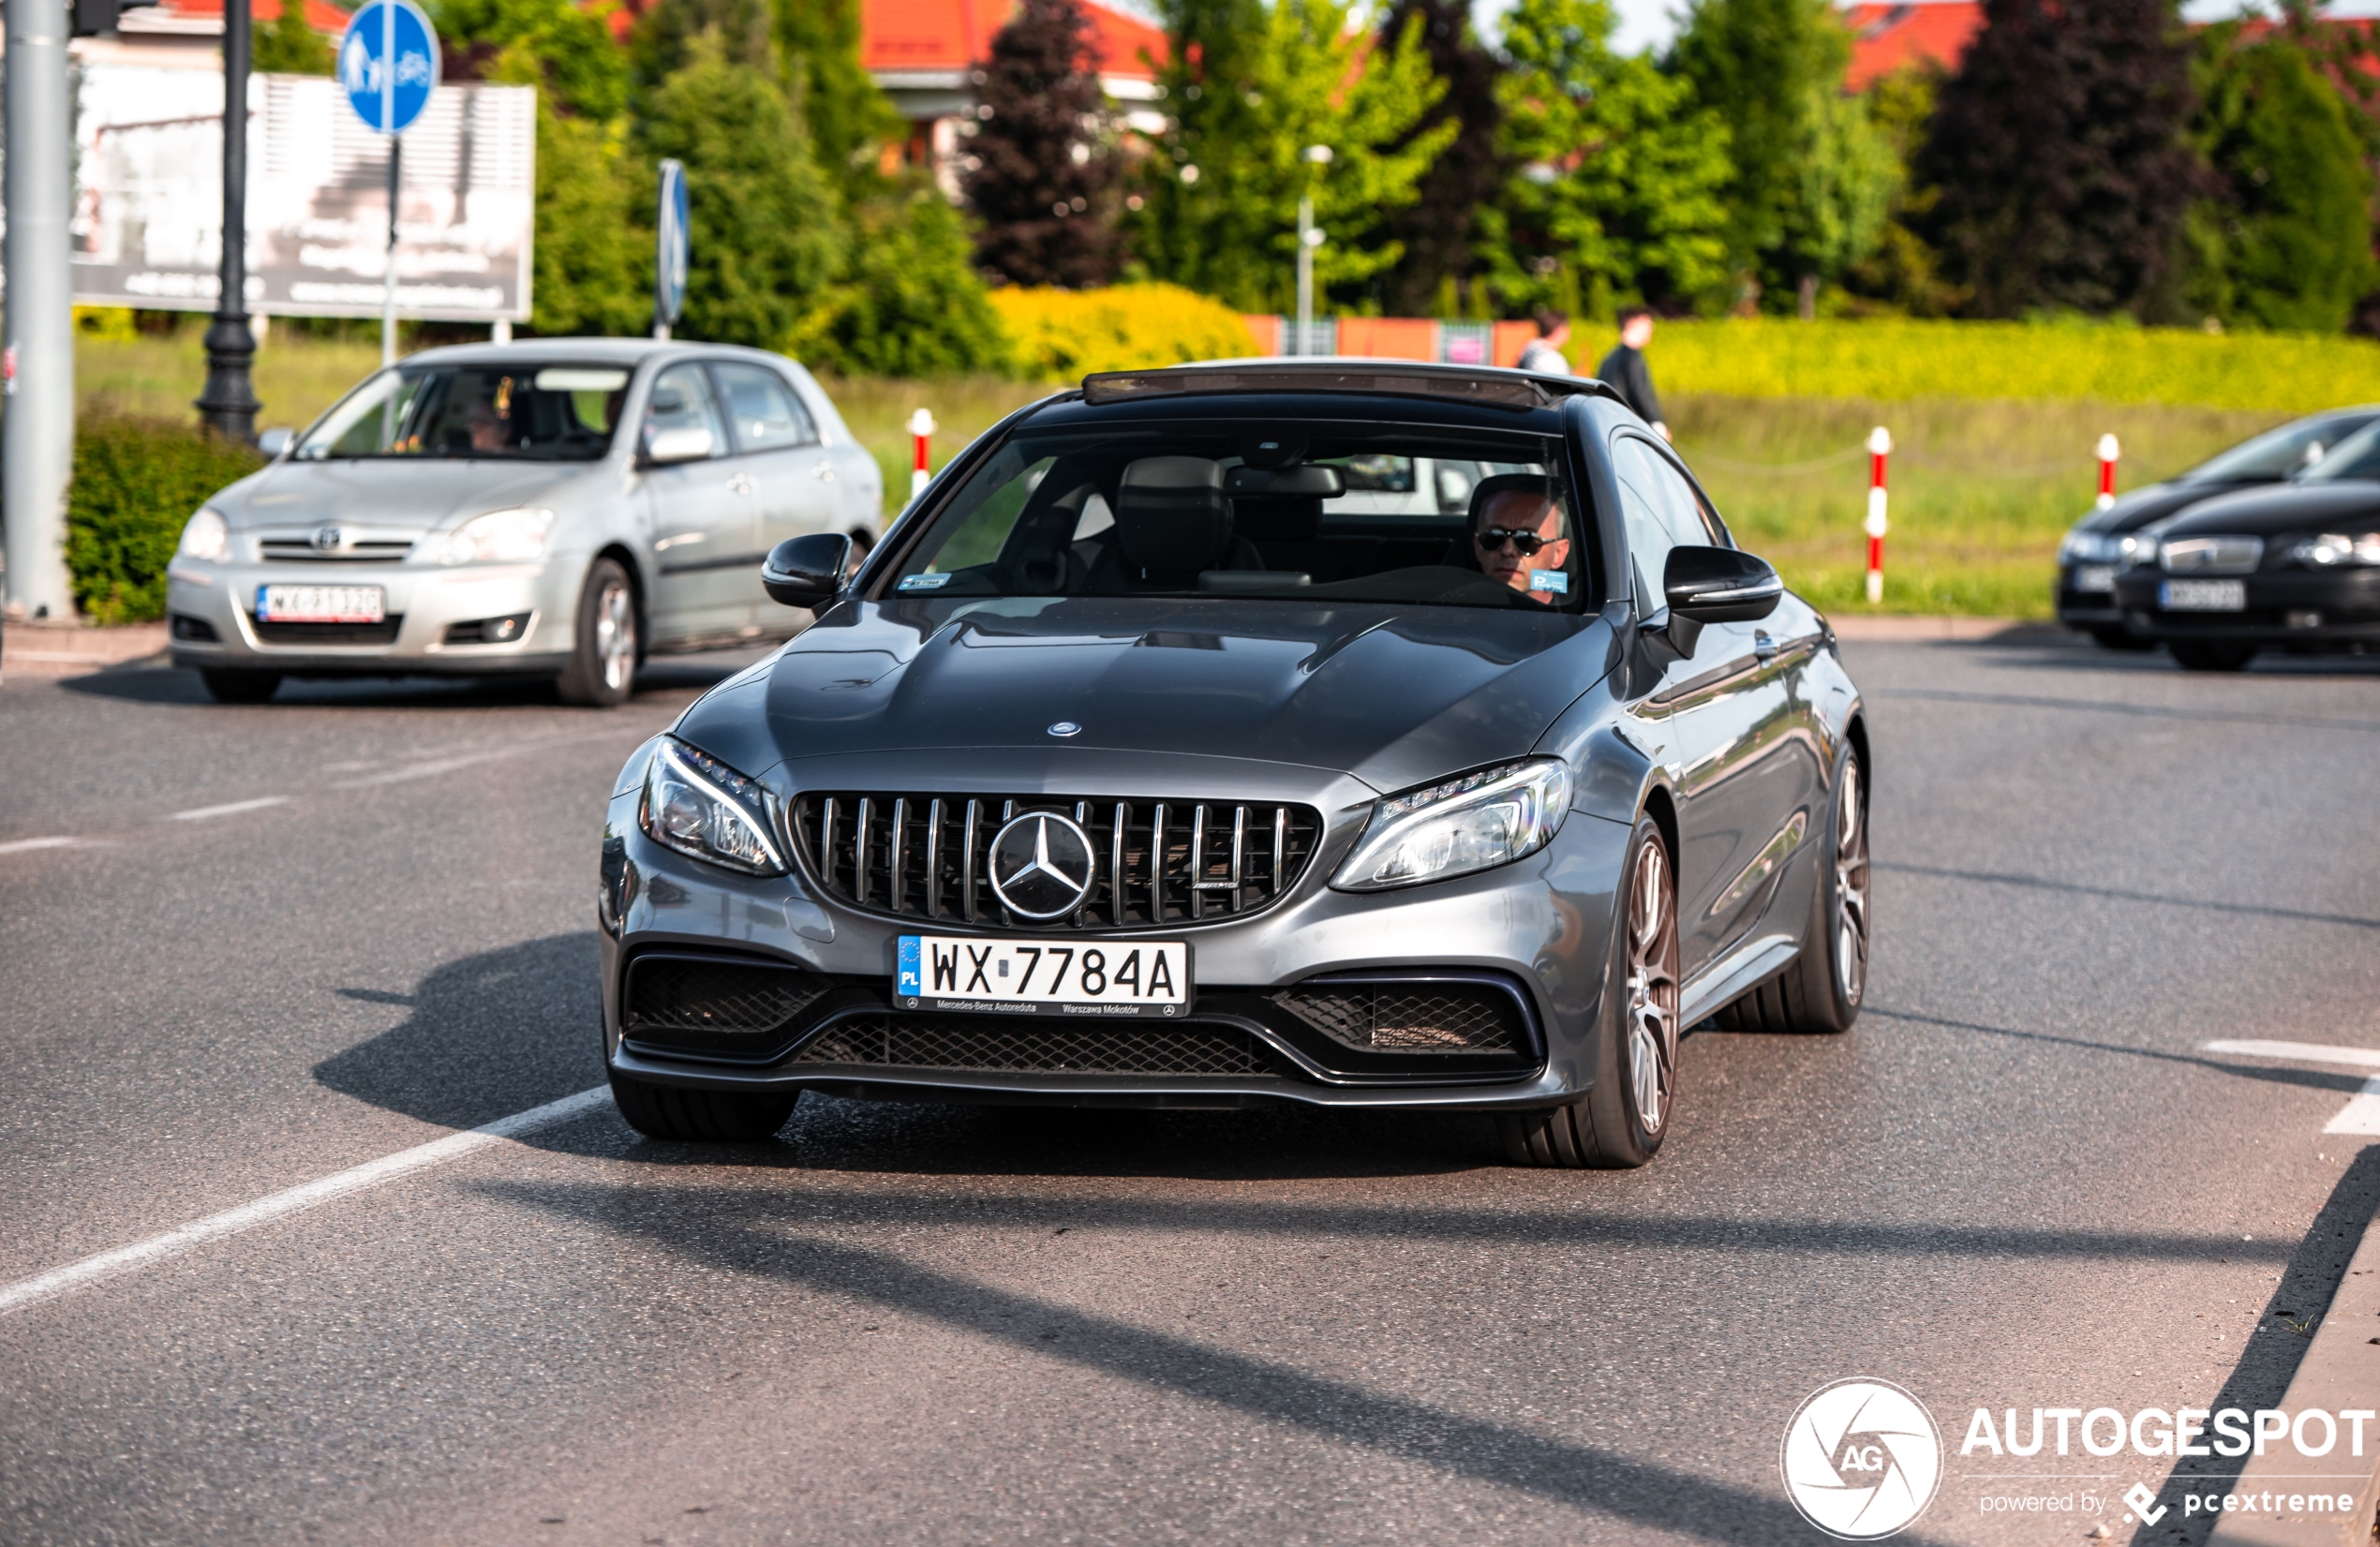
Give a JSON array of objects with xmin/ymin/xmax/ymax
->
[
  {"xmin": 338, "ymin": 0, "xmax": 440, "ymax": 136},
  {"xmin": 655, "ymin": 160, "xmax": 690, "ymax": 327}
]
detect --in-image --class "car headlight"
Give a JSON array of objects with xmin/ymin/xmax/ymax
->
[
  {"xmin": 639, "ymin": 737, "xmax": 786, "ymax": 876},
  {"xmin": 2289, "ymin": 532, "xmax": 2380, "ymax": 567},
  {"xmin": 437, "ymin": 506, "xmax": 555, "ymax": 565},
  {"xmin": 2116, "ymin": 531, "xmax": 2161, "ymax": 567},
  {"xmin": 1331, "ymin": 759, "xmax": 1572, "ymax": 892},
  {"xmin": 2059, "ymin": 528, "xmax": 2107, "ymax": 565},
  {"xmin": 178, "ymin": 506, "xmax": 230, "ymax": 562}
]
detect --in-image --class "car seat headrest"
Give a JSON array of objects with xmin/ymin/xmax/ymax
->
[{"xmin": 1115, "ymin": 457, "xmax": 1231, "ymax": 573}]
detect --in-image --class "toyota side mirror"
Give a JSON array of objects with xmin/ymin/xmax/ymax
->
[
  {"xmin": 258, "ymin": 426, "xmax": 295, "ymax": 458},
  {"xmin": 645, "ymin": 425, "xmax": 715, "ymax": 465},
  {"xmin": 762, "ymin": 533, "xmax": 852, "ymax": 610}
]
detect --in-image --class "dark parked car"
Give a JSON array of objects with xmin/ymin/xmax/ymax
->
[
  {"xmin": 2114, "ymin": 416, "xmax": 2380, "ymax": 670},
  {"xmin": 2057, "ymin": 408, "xmax": 2377, "ymax": 648},
  {"xmin": 595, "ymin": 362, "xmax": 1869, "ymax": 1168}
]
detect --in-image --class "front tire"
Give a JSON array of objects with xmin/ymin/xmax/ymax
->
[
  {"xmin": 608, "ymin": 1068, "xmax": 797, "ymax": 1141},
  {"xmin": 199, "ymin": 669, "xmax": 282, "ymax": 704},
  {"xmin": 2168, "ymin": 639, "xmax": 2257, "ymax": 672},
  {"xmin": 556, "ymin": 558, "xmax": 638, "ymax": 707},
  {"xmin": 1498, "ymin": 813, "xmax": 1679, "ymax": 1168},
  {"xmin": 1715, "ymin": 744, "xmax": 1869, "ymax": 1034}
]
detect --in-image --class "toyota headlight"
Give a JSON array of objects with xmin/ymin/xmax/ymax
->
[
  {"xmin": 179, "ymin": 506, "xmax": 230, "ymax": 562},
  {"xmin": 639, "ymin": 737, "xmax": 786, "ymax": 875},
  {"xmin": 437, "ymin": 506, "xmax": 555, "ymax": 565},
  {"xmin": 1331, "ymin": 760, "xmax": 1572, "ymax": 892},
  {"xmin": 2289, "ymin": 532, "xmax": 2380, "ymax": 567}
]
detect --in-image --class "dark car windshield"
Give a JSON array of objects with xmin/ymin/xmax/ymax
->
[
  {"xmin": 2295, "ymin": 418, "xmax": 2380, "ymax": 483},
  {"xmin": 2184, "ymin": 412, "xmax": 2376, "ymax": 483},
  {"xmin": 878, "ymin": 418, "xmax": 1580, "ymax": 610},
  {"xmin": 294, "ymin": 364, "xmax": 630, "ymax": 461}
]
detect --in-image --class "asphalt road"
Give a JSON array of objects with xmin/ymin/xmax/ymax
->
[{"xmin": 3, "ymin": 635, "xmax": 2378, "ymax": 1547}]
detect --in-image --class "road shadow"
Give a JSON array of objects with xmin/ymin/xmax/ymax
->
[
  {"xmin": 2147, "ymin": 1144, "xmax": 2380, "ymax": 1547},
  {"xmin": 478, "ymin": 1172, "xmax": 1972, "ymax": 1547},
  {"xmin": 1876, "ymin": 861, "xmax": 2380, "ymax": 933},
  {"xmin": 1866, "ymin": 1006, "xmax": 2378, "ymax": 1098}
]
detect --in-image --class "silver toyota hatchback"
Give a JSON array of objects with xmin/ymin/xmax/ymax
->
[{"xmin": 165, "ymin": 338, "xmax": 884, "ymax": 704}]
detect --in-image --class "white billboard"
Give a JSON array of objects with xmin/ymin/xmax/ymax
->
[{"xmin": 72, "ymin": 65, "xmax": 534, "ymax": 321}]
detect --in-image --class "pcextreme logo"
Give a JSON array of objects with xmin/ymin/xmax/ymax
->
[{"xmin": 1781, "ymin": 1378, "xmax": 1945, "ymax": 1540}]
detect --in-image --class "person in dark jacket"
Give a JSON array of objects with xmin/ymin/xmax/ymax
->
[{"xmin": 1596, "ymin": 305, "xmax": 1668, "ymax": 441}]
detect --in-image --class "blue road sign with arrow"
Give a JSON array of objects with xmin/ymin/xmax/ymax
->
[
  {"xmin": 338, "ymin": 0, "xmax": 440, "ymax": 135},
  {"xmin": 656, "ymin": 160, "xmax": 690, "ymax": 332}
]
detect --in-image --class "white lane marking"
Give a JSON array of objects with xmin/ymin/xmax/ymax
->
[
  {"xmin": 332, "ymin": 732, "xmax": 621, "ymax": 789},
  {"xmin": 168, "ymin": 796, "xmax": 290, "ymax": 822},
  {"xmin": 2201, "ymin": 1040, "xmax": 2380, "ymax": 1135},
  {"xmin": 0, "ymin": 1085, "xmax": 612, "ymax": 1319},
  {"xmin": 2203, "ymin": 1039, "xmax": 2380, "ymax": 1069},
  {"xmin": 0, "ymin": 837, "xmax": 81, "ymax": 855}
]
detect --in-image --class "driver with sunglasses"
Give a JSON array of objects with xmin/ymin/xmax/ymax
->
[{"xmin": 1469, "ymin": 476, "xmax": 1571, "ymax": 599}]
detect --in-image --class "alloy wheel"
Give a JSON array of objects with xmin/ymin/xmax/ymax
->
[
  {"xmin": 1626, "ymin": 837, "xmax": 1681, "ymax": 1134},
  {"xmin": 596, "ymin": 576, "xmax": 636, "ymax": 693},
  {"xmin": 1834, "ymin": 759, "xmax": 1870, "ymax": 1007}
]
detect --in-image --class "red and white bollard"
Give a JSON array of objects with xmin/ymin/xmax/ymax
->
[
  {"xmin": 1864, "ymin": 425, "xmax": 1892, "ymax": 604},
  {"xmin": 908, "ymin": 408, "xmax": 937, "ymax": 501},
  {"xmin": 2096, "ymin": 433, "xmax": 2120, "ymax": 510}
]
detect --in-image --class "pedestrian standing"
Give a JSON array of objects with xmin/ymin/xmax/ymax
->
[
  {"xmin": 1516, "ymin": 309, "xmax": 1572, "ymax": 376},
  {"xmin": 1596, "ymin": 305, "xmax": 1669, "ymax": 441}
]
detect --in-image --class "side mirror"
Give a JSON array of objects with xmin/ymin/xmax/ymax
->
[
  {"xmin": 257, "ymin": 426, "xmax": 295, "ymax": 458},
  {"xmin": 645, "ymin": 425, "xmax": 715, "ymax": 465},
  {"xmin": 1664, "ymin": 545, "xmax": 1782, "ymax": 623},
  {"xmin": 762, "ymin": 533, "xmax": 852, "ymax": 610}
]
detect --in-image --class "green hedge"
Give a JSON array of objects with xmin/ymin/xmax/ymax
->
[{"xmin": 67, "ymin": 415, "xmax": 261, "ymax": 624}]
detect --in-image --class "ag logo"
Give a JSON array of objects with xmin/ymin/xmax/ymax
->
[{"xmin": 1780, "ymin": 1377, "xmax": 1942, "ymax": 1540}]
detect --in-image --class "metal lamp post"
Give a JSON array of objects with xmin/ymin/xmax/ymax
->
[
  {"xmin": 4, "ymin": 0, "xmax": 81, "ymax": 616},
  {"xmin": 194, "ymin": 0, "xmax": 260, "ymax": 441},
  {"xmin": 1292, "ymin": 144, "xmax": 1331, "ymax": 357}
]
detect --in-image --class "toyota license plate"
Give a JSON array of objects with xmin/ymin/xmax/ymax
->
[
  {"xmin": 897, "ymin": 935, "xmax": 1191, "ymax": 1018},
  {"xmin": 2160, "ymin": 579, "xmax": 2246, "ymax": 612},
  {"xmin": 257, "ymin": 584, "xmax": 384, "ymax": 623}
]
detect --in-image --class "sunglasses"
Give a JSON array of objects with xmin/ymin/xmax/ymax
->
[{"xmin": 1477, "ymin": 527, "xmax": 1554, "ymax": 556}]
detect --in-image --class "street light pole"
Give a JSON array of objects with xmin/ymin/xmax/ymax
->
[
  {"xmin": 1293, "ymin": 144, "xmax": 1331, "ymax": 357},
  {"xmin": 195, "ymin": 0, "xmax": 260, "ymax": 441},
  {"xmin": 3, "ymin": 0, "xmax": 79, "ymax": 617}
]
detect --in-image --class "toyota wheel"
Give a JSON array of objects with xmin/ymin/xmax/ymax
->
[{"xmin": 557, "ymin": 558, "xmax": 639, "ymax": 707}]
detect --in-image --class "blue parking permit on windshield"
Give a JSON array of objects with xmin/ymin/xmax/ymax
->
[
  {"xmin": 1530, "ymin": 570, "xmax": 1569, "ymax": 594},
  {"xmin": 898, "ymin": 573, "xmax": 952, "ymax": 591}
]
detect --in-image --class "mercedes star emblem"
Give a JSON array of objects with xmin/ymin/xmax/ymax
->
[{"xmin": 987, "ymin": 811, "xmax": 1097, "ymax": 920}]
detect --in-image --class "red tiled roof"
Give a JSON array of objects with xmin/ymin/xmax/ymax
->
[
  {"xmin": 861, "ymin": 0, "xmax": 1165, "ymax": 80},
  {"xmin": 1844, "ymin": 0, "xmax": 1981, "ymax": 91},
  {"xmin": 155, "ymin": 0, "xmax": 358, "ymax": 35}
]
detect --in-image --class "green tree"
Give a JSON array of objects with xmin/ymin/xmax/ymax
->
[
  {"xmin": 1372, "ymin": 0, "xmax": 1503, "ymax": 315},
  {"xmin": 252, "ymin": 0, "xmax": 333, "ymax": 75},
  {"xmin": 1839, "ymin": 67, "xmax": 1967, "ymax": 315},
  {"xmin": 1670, "ymin": 0, "xmax": 1897, "ymax": 311},
  {"xmin": 2184, "ymin": 27, "xmax": 2377, "ymax": 333},
  {"xmin": 812, "ymin": 191, "xmax": 1014, "ymax": 373},
  {"xmin": 962, "ymin": 0, "xmax": 1123, "ymax": 287},
  {"xmin": 1480, "ymin": 0, "xmax": 1733, "ymax": 318},
  {"xmin": 634, "ymin": 31, "xmax": 847, "ymax": 349},
  {"xmin": 1132, "ymin": 0, "xmax": 1454, "ymax": 311},
  {"xmin": 431, "ymin": 0, "xmax": 631, "ymax": 115}
]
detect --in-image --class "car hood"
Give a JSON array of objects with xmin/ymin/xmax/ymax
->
[
  {"xmin": 215, "ymin": 458, "xmax": 609, "ymax": 530},
  {"xmin": 2073, "ymin": 479, "xmax": 2251, "ymax": 535},
  {"xmin": 673, "ymin": 596, "xmax": 1623, "ymax": 797},
  {"xmin": 2156, "ymin": 480, "xmax": 2380, "ymax": 538}
]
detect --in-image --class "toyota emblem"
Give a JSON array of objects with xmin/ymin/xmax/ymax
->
[
  {"xmin": 311, "ymin": 525, "xmax": 347, "ymax": 552},
  {"xmin": 987, "ymin": 811, "xmax": 1097, "ymax": 920}
]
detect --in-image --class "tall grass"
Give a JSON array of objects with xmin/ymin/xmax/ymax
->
[
  {"xmin": 76, "ymin": 329, "xmax": 383, "ymax": 429},
  {"xmin": 1672, "ymin": 394, "xmax": 2281, "ymax": 617}
]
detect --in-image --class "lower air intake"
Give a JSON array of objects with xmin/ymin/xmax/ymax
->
[
  {"xmin": 622, "ymin": 953, "xmax": 829, "ymax": 1058},
  {"xmin": 1272, "ymin": 980, "xmax": 1525, "ymax": 1053},
  {"xmin": 794, "ymin": 1016, "xmax": 1275, "ymax": 1076}
]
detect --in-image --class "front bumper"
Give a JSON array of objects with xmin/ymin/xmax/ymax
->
[
  {"xmin": 2114, "ymin": 567, "xmax": 2380, "ymax": 647},
  {"xmin": 596, "ymin": 770, "xmax": 1631, "ymax": 1111},
  {"xmin": 2054, "ymin": 562, "xmax": 2131, "ymax": 626},
  {"xmin": 164, "ymin": 558, "xmax": 580, "ymax": 676}
]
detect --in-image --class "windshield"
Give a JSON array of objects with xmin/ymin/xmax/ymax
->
[
  {"xmin": 2295, "ymin": 418, "xmax": 2380, "ymax": 483},
  {"xmin": 294, "ymin": 364, "xmax": 631, "ymax": 461},
  {"xmin": 878, "ymin": 419, "xmax": 1580, "ymax": 610},
  {"xmin": 2184, "ymin": 413, "xmax": 2375, "ymax": 483}
]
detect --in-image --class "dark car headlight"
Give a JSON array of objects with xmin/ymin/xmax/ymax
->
[
  {"xmin": 2289, "ymin": 532, "xmax": 2380, "ymax": 568},
  {"xmin": 1331, "ymin": 759, "xmax": 1572, "ymax": 893},
  {"xmin": 639, "ymin": 737, "xmax": 786, "ymax": 875}
]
